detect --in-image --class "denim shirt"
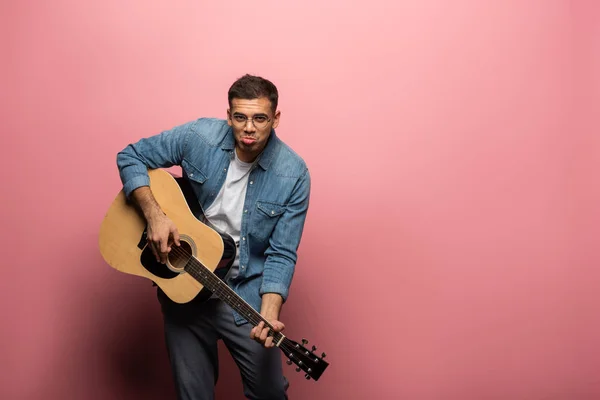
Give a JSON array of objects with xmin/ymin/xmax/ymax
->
[{"xmin": 116, "ymin": 118, "xmax": 310, "ymax": 325}]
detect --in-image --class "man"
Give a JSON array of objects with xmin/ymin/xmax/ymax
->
[{"xmin": 116, "ymin": 74, "xmax": 311, "ymax": 400}]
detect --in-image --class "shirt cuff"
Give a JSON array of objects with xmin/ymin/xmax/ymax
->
[
  {"xmin": 260, "ymin": 282, "xmax": 289, "ymax": 302},
  {"xmin": 123, "ymin": 174, "xmax": 150, "ymax": 198}
]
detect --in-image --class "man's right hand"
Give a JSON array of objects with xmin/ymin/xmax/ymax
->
[
  {"xmin": 131, "ymin": 186, "xmax": 181, "ymax": 264},
  {"xmin": 147, "ymin": 213, "xmax": 180, "ymax": 264}
]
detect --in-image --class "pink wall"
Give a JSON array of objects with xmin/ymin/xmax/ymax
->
[
  {"xmin": 569, "ymin": 1, "xmax": 600, "ymax": 394},
  {"xmin": 2, "ymin": 1, "xmax": 599, "ymax": 399}
]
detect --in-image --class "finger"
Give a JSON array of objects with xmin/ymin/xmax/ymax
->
[
  {"xmin": 270, "ymin": 321, "xmax": 283, "ymax": 332},
  {"xmin": 149, "ymin": 241, "xmax": 160, "ymax": 262},
  {"xmin": 250, "ymin": 322, "xmax": 262, "ymax": 340},
  {"xmin": 172, "ymin": 228, "xmax": 180, "ymax": 246},
  {"xmin": 265, "ymin": 337, "xmax": 273, "ymax": 348},
  {"xmin": 159, "ymin": 238, "xmax": 169, "ymax": 264},
  {"xmin": 160, "ymin": 237, "xmax": 169, "ymax": 254},
  {"xmin": 259, "ymin": 327, "xmax": 269, "ymax": 342}
]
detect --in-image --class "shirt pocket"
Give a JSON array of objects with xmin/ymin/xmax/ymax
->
[
  {"xmin": 182, "ymin": 159, "xmax": 208, "ymax": 184},
  {"xmin": 250, "ymin": 200, "xmax": 286, "ymax": 242}
]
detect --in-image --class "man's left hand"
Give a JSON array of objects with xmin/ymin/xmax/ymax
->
[
  {"xmin": 251, "ymin": 293, "xmax": 285, "ymax": 348},
  {"xmin": 250, "ymin": 319, "xmax": 285, "ymax": 348}
]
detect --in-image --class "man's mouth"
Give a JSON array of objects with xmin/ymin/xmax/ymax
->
[{"xmin": 241, "ymin": 136, "xmax": 257, "ymax": 145}]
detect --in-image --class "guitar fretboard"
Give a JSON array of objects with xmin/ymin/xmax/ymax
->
[{"xmin": 183, "ymin": 256, "xmax": 285, "ymax": 344}]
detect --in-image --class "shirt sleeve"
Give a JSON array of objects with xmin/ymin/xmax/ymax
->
[
  {"xmin": 116, "ymin": 121, "xmax": 193, "ymax": 198},
  {"xmin": 259, "ymin": 167, "xmax": 311, "ymax": 302}
]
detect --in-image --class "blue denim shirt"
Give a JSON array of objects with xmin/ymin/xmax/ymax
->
[{"xmin": 116, "ymin": 117, "xmax": 311, "ymax": 325}]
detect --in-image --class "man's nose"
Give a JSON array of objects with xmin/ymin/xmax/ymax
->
[{"xmin": 244, "ymin": 119, "xmax": 256, "ymax": 132}]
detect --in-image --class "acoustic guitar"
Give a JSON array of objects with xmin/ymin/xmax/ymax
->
[{"xmin": 98, "ymin": 168, "xmax": 329, "ymax": 381}]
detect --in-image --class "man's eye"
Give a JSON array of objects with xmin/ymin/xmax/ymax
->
[
  {"xmin": 234, "ymin": 115, "xmax": 246, "ymax": 122},
  {"xmin": 254, "ymin": 116, "xmax": 267, "ymax": 122}
]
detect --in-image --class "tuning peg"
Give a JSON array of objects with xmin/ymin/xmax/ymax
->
[
  {"xmin": 296, "ymin": 367, "xmax": 301, "ymax": 372},
  {"xmin": 302, "ymin": 338, "xmax": 308, "ymax": 345},
  {"xmin": 321, "ymin": 352, "xmax": 327, "ymax": 359},
  {"xmin": 286, "ymin": 359, "xmax": 292, "ymax": 365},
  {"xmin": 305, "ymin": 374, "xmax": 311, "ymax": 380},
  {"xmin": 311, "ymin": 345, "xmax": 317, "ymax": 352}
]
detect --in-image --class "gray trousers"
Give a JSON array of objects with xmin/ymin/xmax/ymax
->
[{"xmin": 158, "ymin": 292, "xmax": 289, "ymax": 400}]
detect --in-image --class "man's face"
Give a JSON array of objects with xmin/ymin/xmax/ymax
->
[{"xmin": 227, "ymin": 97, "xmax": 280, "ymax": 163}]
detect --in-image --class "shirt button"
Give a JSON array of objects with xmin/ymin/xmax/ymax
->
[
  {"xmin": 242, "ymin": 237, "xmax": 246, "ymax": 241},
  {"xmin": 224, "ymin": 168, "xmax": 227, "ymax": 171},
  {"xmin": 271, "ymin": 210, "xmax": 275, "ymax": 215},
  {"xmin": 241, "ymin": 265, "xmax": 245, "ymax": 270},
  {"xmin": 244, "ymin": 209, "xmax": 248, "ymax": 213},
  {"xmin": 250, "ymin": 181, "xmax": 253, "ymax": 185},
  {"xmin": 189, "ymin": 173, "xmax": 194, "ymax": 177}
]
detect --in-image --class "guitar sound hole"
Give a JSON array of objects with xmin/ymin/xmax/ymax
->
[{"xmin": 168, "ymin": 240, "xmax": 193, "ymax": 272}]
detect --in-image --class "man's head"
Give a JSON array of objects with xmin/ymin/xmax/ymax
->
[{"xmin": 227, "ymin": 74, "xmax": 281, "ymax": 163}]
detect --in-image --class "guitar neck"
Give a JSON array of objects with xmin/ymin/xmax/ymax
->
[
  {"xmin": 183, "ymin": 256, "xmax": 285, "ymax": 343},
  {"xmin": 183, "ymin": 256, "xmax": 328, "ymax": 380}
]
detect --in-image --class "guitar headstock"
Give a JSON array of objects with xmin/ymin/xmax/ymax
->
[{"xmin": 281, "ymin": 337, "xmax": 329, "ymax": 381}]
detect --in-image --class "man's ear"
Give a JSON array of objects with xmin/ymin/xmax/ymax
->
[
  {"xmin": 226, "ymin": 109, "xmax": 232, "ymax": 126},
  {"xmin": 272, "ymin": 110, "xmax": 281, "ymax": 129}
]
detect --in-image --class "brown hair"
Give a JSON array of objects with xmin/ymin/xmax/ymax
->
[{"xmin": 228, "ymin": 74, "xmax": 279, "ymax": 113}]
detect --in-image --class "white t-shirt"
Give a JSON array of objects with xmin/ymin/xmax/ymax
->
[{"xmin": 204, "ymin": 149, "xmax": 256, "ymax": 282}]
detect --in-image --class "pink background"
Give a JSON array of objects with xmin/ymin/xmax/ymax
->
[{"xmin": 2, "ymin": 1, "xmax": 599, "ymax": 399}]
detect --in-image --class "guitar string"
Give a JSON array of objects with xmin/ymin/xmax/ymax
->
[{"xmin": 162, "ymin": 246, "xmax": 303, "ymax": 359}]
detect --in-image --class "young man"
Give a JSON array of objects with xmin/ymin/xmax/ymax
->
[{"xmin": 116, "ymin": 74, "xmax": 311, "ymax": 400}]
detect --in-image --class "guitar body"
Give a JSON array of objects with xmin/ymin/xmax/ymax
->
[{"xmin": 98, "ymin": 168, "xmax": 236, "ymax": 304}]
